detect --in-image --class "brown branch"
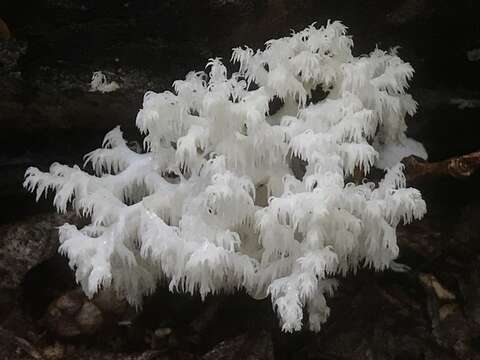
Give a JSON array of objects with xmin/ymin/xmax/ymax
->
[{"xmin": 403, "ymin": 150, "xmax": 480, "ymax": 185}]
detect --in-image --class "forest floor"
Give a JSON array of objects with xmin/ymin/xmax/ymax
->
[{"xmin": 1, "ymin": 184, "xmax": 480, "ymax": 359}]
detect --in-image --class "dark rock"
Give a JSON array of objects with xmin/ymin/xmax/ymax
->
[
  {"xmin": 0, "ymin": 212, "xmax": 79, "ymax": 291},
  {"xmin": 75, "ymin": 302, "xmax": 104, "ymax": 335},
  {"xmin": 0, "ymin": 39, "xmax": 25, "ymax": 73},
  {"xmin": 0, "ymin": 326, "xmax": 43, "ymax": 360},
  {"xmin": 44, "ymin": 287, "xmax": 131, "ymax": 338},
  {"xmin": 42, "ymin": 341, "xmax": 66, "ymax": 360},
  {"xmin": 202, "ymin": 331, "xmax": 274, "ymax": 360}
]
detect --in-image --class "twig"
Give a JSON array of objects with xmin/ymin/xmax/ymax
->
[{"xmin": 403, "ymin": 150, "xmax": 480, "ymax": 185}]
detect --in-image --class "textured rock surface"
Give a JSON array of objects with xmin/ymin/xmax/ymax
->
[{"xmin": 0, "ymin": 212, "xmax": 78, "ymax": 290}]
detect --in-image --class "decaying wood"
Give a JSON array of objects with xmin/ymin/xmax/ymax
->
[{"xmin": 403, "ymin": 150, "xmax": 480, "ymax": 184}]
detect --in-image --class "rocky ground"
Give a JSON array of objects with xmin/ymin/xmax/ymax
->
[
  {"xmin": 1, "ymin": 193, "xmax": 480, "ymax": 359},
  {"xmin": 1, "ymin": 0, "xmax": 480, "ymax": 359}
]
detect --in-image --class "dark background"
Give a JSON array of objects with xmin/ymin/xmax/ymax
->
[{"xmin": 1, "ymin": 1, "xmax": 480, "ymax": 359}]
